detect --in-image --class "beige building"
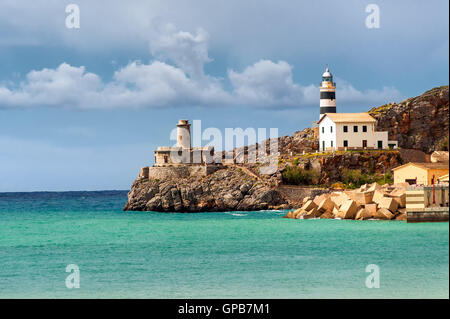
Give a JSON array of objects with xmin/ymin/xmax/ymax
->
[
  {"xmin": 318, "ymin": 113, "xmax": 398, "ymax": 151},
  {"xmin": 154, "ymin": 120, "xmax": 215, "ymax": 166},
  {"xmin": 392, "ymin": 162, "xmax": 449, "ymax": 185}
]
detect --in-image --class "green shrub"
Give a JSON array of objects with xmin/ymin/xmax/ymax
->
[
  {"xmin": 374, "ymin": 171, "xmax": 393, "ymax": 185},
  {"xmin": 341, "ymin": 169, "xmax": 370, "ymax": 188},
  {"xmin": 341, "ymin": 168, "xmax": 393, "ymax": 188},
  {"xmin": 282, "ymin": 166, "xmax": 319, "ymax": 185}
]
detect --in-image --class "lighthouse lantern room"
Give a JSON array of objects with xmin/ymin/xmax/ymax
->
[{"xmin": 319, "ymin": 66, "xmax": 337, "ymax": 119}]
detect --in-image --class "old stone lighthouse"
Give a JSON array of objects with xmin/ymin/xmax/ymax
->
[{"xmin": 154, "ymin": 120, "xmax": 214, "ymax": 166}]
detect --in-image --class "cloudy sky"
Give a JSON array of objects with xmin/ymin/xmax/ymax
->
[{"xmin": 0, "ymin": 0, "xmax": 448, "ymax": 191}]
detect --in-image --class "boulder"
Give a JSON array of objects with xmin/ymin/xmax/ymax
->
[
  {"xmin": 372, "ymin": 190, "xmax": 387, "ymax": 204},
  {"xmin": 338, "ymin": 199, "xmax": 358, "ymax": 219},
  {"xmin": 355, "ymin": 208, "xmax": 372, "ymax": 220},
  {"xmin": 387, "ymin": 188, "xmax": 406, "ymax": 208},
  {"xmin": 364, "ymin": 203, "xmax": 378, "ymax": 216},
  {"xmin": 303, "ymin": 207, "xmax": 322, "ymax": 219},
  {"xmin": 284, "ymin": 211, "xmax": 294, "ymax": 219},
  {"xmin": 313, "ymin": 194, "xmax": 328, "ymax": 206},
  {"xmin": 374, "ymin": 208, "xmax": 395, "ymax": 220},
  {"xmin": 347, "ymin": 190, "xmax": 374, "ymax": 205},
  {"xmin": 320, "ymin": 211, "xmax": 335, "ymax": 219},
  {"xmin": 332, "ymin": 206, "xmax": 340, "ymax": 216},
  {"xmin": 378, "ymin": 197, "xmax": 399, "ymax": 212},
  {"xmin": 367, "ymin": 182, "xmax": 381, "ymax": 192},
  {"xmin": 395, "ymin": 212, "xmax": 407, "ymax": 221},
  {"xmin": 330, "ymin": 192, "xmax": 350, "ymax": 208},
  {"xmin": 295, "ymin": 210, "xmax": 307, "ymax": 219},
  {"xmin": 301, "ymin": 200, "xmax": 318, "ymax": 212},
  {"xmin": 318, "ymin": 197, "xmax": 335, "ymax": 213},
  {"xmin": 293, "ymin": 208, "xmax": 304, "ymax": 218}
]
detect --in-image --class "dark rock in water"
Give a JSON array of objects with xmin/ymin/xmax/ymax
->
[{"xmin": 123, "ymin": 166, "xmax": 286, "ymax": 212}]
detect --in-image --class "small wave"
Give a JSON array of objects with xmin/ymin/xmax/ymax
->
[{"xmin": 231, "ymin": 213, "xmax": 247, "ymax": 216}]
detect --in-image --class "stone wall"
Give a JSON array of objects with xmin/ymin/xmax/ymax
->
[
  {"xmin": 138, "ymin": 164, "xmax": 222, "ymax": 181},
  {"xmin": 277, "ymin": 185, "xmax": 331, "ymax": 207}
]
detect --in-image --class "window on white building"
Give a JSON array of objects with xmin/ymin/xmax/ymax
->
[
  {"xmin": 343, "ymin": 126, "xmax": 348, "ymax": 133},
  {"xmin": 363, "ymin": 125, "xmax": 367, "ymax": 132},
  {"xmin": 322, "ymin": 127, "xmax": 324, "ymax": 133},
  {"xmin": 330, "ymin": 126, "xmax": 333, "ymax": 133},
  {"xmin": 353, "ymin": 125, "xmax": 358, "ymax": 132}
]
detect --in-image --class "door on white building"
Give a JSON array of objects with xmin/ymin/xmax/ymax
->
[
  {"xmin": 362, "ymin": 140, "xmax": 367, "ymax": 148},
  {"xmin": 377, "ymin": 141, "xmax": 383, "ymax": 149},
  {"xmin": 322, "ymin": 141, "xmax": 325, "ymax": 151}
]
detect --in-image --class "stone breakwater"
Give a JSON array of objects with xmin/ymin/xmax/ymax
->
[
  {"xmin": 283, "ymin": 182, "xmax": 409, "ymax": 221},
  {"xmin": 123, "ymin": 165, "xmax": 287, "ymax": 212}
]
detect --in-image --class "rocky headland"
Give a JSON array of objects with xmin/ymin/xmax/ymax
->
[
  {"xmin": 123, "ymin": 165, "xmax": 287, "ymax": 212},
  {"xmin": 123, "ymin": 86, "xmax": 449, "ymax": 214}
]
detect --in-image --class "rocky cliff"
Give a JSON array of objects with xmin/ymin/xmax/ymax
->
[
  {"xmin": 318, "ymin": 150, "xmax": 403, "ymax": 184},
  {"xmin": 369, "ymin": 86, "xmax": 449, "ymax": 153},
  {"xmin": 123, "ymin": 165, "xmax": 287, "ymax": 212},
  {"xmin": 124, "ymin": 86, "xmax": 448, "ymax": 212}
]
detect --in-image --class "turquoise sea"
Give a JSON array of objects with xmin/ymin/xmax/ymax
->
[{"xmin": 0, "ymin": 191, "xmax": 448, "ymax": 299}]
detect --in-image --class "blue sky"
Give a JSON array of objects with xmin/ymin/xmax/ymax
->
[{"xmin": 0, "ymin": 0, "xmax": 448, "ymax": 191}]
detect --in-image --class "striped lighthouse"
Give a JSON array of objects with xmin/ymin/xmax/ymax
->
[{"xmin": 319, "ymin": 66, "xmax": 336, "ymax": 118}]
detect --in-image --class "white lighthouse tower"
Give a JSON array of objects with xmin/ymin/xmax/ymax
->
[
  {"xmin": 176, "ymin": 119, "xmax": 191, "ymax": 149},
  {"xmin": 319, "ymin": 66, "xmax": 336, "ymax": 119}
]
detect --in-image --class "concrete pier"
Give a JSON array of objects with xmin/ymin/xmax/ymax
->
[
  {"xmin": 406, "ymin": 185, "xmax": 449, "ymax": 223},
  {"xmin": 407, "ymin": 207, "xmax": 449, "ymax": 223}
]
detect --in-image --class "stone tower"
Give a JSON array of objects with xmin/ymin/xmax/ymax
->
[
  {"xmin": 319, "ymin": 66, "xmax": 337, "ymax": 119},
  {"xmin": 176, "ymin": 119, "xmax": 191, "ymax": 149}
]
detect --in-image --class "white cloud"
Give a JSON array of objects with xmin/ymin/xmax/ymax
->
[
  {"xmin": 229, "ymin": 60, "xmax": 300, "ymax": 106},
  {"xmin": 0, "ymin": 23, "xmax": 404, "ymax": 110},
  {"xmin": 0, "ymin": 63, "xmax": 103, "ymax": 109},
  {"xmin": 149, "ymin": 22, "xmax": 212, "ymax": 79}
]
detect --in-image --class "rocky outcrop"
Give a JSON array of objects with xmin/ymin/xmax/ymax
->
[
  {"xmin": 276, "ymin": 128, "xmax": 318, "ymax": 155},
  {"xmin": 369, "ymin": 86, "xmax": 449, "ymax": 153},
  {"xmin": 123, "ymin": 165, "xmax": 287, "ymax": 212},
  {"xmin": 124, "ymin": 86, "xmax": 448, "ymax": 212},
  {"xmin": 318, "ymin": 150, "xmax": 403, "ymax": 184}
]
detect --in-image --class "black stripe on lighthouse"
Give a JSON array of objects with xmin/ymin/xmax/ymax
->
[
  {"xmin": 320, "ymin": 92, "xmax": 336, "ymax": 100},
  {"xmin": 320, "ymin": 106, "xmax": 337, "ymax": 114}
]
